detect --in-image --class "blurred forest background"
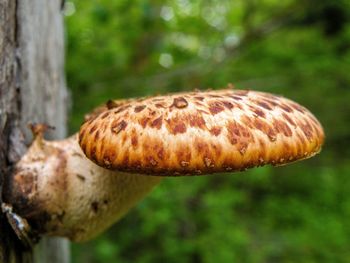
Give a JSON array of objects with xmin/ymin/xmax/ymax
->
[{"xmin": 64, "ymin": 0, "xmax": 350, "ymax": 262}]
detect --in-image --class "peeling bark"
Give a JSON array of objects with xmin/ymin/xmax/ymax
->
[{"xmin": 0, "ymin": 0, "xmax": 69, "ymax": 262}]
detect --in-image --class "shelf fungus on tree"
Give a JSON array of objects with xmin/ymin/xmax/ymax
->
[{"xmin": 3, "ymin": 87, "xmax": 324, "ymax": 243}]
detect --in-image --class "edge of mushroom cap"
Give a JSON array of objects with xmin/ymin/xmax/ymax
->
[{"xmin": 78, "ymin": 88, "xmax": 325, "ymax": 175}]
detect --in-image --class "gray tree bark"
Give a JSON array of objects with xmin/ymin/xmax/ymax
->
[{"xmin": 1, "ymin": 0, "xmax": 70, "ymax": 262}]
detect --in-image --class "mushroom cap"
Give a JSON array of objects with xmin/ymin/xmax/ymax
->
[{"xmin": 79, "ymin": 89, "xmax": 324, "ymax": 175}]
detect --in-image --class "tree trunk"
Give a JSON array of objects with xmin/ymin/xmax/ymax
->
[{"xmin": 0, "ymin": 0, "xmax": 70, "ymax": 262}]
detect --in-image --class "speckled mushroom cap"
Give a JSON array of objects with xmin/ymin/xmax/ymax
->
[{"xmin": 79, "ymin": 89, "xmax": 324, "ymax": 175}]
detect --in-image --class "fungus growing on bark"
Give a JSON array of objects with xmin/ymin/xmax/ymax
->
[
  {"xmin": 4, "ymin": 124, "xmax": 162, "ymax": 242},
  {"xmin": 3, "ymin": 87, "xmax": 324, "ymax": 243}
]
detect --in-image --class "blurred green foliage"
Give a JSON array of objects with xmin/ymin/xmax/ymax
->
[{"xmin": 65, "ymin": 0, "xmax": 350, "ymax": 262}]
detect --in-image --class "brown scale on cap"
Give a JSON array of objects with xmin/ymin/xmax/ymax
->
[{"xmin": 79, "ymin": 89, "xmax": 325, "ymax": 175}]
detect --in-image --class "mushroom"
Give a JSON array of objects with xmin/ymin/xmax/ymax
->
[{"xmin": 3, "ymin": 88, "xmax": 324, "ymax": 243}]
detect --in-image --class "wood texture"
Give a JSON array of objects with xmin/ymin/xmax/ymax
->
[
  {"xmin": 0, "ymin": 0, "xmax": 23, "ymax": 260},
  {"xmin": 1, "ymin": 0, "xmax": 70, "ymax": 262}
]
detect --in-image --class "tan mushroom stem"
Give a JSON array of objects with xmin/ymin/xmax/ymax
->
[{"xmin": 4, "ymin": 130, "xmax": 162, "ymax": 242}]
